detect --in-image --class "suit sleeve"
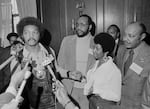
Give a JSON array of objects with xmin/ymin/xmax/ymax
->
[
  {"xmin": 142, "ymin": 75, "xmax": 150, "ymax": 109},
  {"xmin": 57, "ymin": 37, "xmax": 67, "ymax": 68},
  {"xmin": 57, "ymin": 38, "xmax": 69, "ymax": 77}
]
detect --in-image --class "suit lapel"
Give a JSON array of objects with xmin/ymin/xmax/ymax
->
[
  {"xmin": 120, "ymin": 47, "xmax": 127, "ymax": 79},
  {"xmin": 123, "ymin": 43, "xmax": 150, "ymax": 80}
]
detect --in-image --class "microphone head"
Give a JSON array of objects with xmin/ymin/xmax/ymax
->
[{"xmin": 42, "ymin": 54, "xmax": 54, "ymax": 66}]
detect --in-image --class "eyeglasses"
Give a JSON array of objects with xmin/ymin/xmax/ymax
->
[{"xmin": 76, "ymin": 23, "xmax": 89, "ymax": 27}]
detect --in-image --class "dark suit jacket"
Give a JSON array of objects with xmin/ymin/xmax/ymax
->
[
  {"xmin": 115, "ymin": 42, "xmax": 150, "ymax": 109},
  {"xmin": 0, "ymin": 46, "xmax": 11, "ymax": 92}
]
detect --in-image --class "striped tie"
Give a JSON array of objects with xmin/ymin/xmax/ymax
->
[{"xmin": 124, "ymin": 49, "xmax": 134, "ymax": 76}]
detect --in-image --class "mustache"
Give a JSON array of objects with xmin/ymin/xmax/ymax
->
[
  {"xmin": 27, "ymin": 38, "xmax": 37, "ymax": 42},
  {"xmin": 76, "ymin": 29, "xmax": 83, "ymax": 32}
]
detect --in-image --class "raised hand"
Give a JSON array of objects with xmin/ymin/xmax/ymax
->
[
  {"xmin": 10, "ymin": 43, "xmax": 23, "ymax": 56},
  {"xmin": 1, "ymin": 99, "xmax": 19, "ymax": 109},
  {"xmin": 69, "ymin": 71, "xmax": 82, "ymax": 82},
  {"xmin": 9, "ymin": 61, "xmax": 30, "ymax": 89}
]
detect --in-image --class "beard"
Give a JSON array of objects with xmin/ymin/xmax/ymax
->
[{"xmin": 76, "ymin": 29, "xmax": 90, "ymax": 38}]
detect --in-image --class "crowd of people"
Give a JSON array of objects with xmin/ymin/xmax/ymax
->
[{"xmin": 0, "ymin": 14, "xmax": 150, "ymax": 109}]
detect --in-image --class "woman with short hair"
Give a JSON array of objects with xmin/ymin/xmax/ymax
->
[{"xmin": 84, "ymin": 33, "xmax": 122, "ymax": 109}]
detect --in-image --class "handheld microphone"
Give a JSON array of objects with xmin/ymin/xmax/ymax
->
[
  {"xmin": 42, "ymin": 55, "xmax": 56, "ymax": 80},
  {"xmin": 0, "ymin": 45, "xmax": 23, "ymax": 70},
  {"xmin": 0, "ymin": 56, "xmax": 15, "ymax": 70},
  {"xmin": 42, "ymin": 55, "xmax": 64, "ymax": 87},
  {"xmin": 15, "ymin": 70, "xmax": 31, "ymax": 101},
  {"xmin": 15, "ymin": 61, "xmax": 31, "ymax": 101}
]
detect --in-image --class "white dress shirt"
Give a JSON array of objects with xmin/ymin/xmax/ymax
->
[{"xmin": 84, "ymin": 57, "xmax": 121, "ymax": 102}]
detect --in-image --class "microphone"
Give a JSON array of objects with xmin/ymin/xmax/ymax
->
[
  {"xmin": 15, "ymin": 61, "xmax": 31, "ymax": 101},
  {"xmin": 15, "ymin": 70, "xmax": 31, "ymax": 101},
  {"xmin": 42, "ymin": 55, "xmax": 56, "ymax": 80},
  {"xmin": 0, "ymin": 55, "xmax": 15, "ymax": 70},
  {"xmin": 42, "ymin": 55, "xmax": 64, "ymax": 87},
  {"xmin": 0, "ymin": 44, "xmax": 23, "ymax": 70}
]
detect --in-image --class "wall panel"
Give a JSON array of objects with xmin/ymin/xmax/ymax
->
[
  {"xmin": 42, "ymin": 0, "xmax": 61, "ymax": 54},
  {"xmin": 104, "ymin": 0, "xmax": 125, "ymax": 34},
  {"xmin": 39, "ymin": 0, "xmax": 150, "ymax": 55}
]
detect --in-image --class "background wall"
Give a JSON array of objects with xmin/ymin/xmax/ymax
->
[{"xmin": 37, "ymin": 0, "xmax": 150, "ymax": 55}]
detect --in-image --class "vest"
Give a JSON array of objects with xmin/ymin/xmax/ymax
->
[{"xmin": 19, "ymin": 46, "xmax": 61, "ymax": 109}]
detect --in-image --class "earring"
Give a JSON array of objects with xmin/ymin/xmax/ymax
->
[{"xmin": 102, "ymin": 55, "xmax": 108, "ymax": 62}]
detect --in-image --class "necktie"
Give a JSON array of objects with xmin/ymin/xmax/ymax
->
[
  {"xmin": 124, "ymin": 49, "xmax": 134, "ymax": 76},
  {"xmin": 11, "ymin": 62, "xmax": 20, "ymax": 75}
]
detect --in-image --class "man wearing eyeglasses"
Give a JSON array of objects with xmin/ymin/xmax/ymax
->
[{"xmin": 57, "ymin": 14, "xmax": 96, "ymax": 109}]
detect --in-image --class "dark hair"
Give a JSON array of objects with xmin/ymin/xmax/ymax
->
[
  {"xmin": 143, "ymin": 32, "xmax": 150, "ymax": 45},
  {"xmin": 40, "ymin": 29, "xmax": 52, "ymax": 46},
  {"xmin": 79, "ymin": 14, "xmax": 96, "ymax": 36},
  {"xmin": 94, "ymin": 32, "xmax": 115, "ymax": 56},
  {"xmin": 139, "ymin": 23, "xmax": 147, "ymax": 34},
  {"xmin": 107, "ymin": 24, "xmax": 121, "ymax": 38},
  {"xmin": 17, "ymin": 17, "xmax": 44, "ymax": 40},
  {"xmin": 139, "ymin": 23, "xmax": 148, "ymax": 43},
  {"xmin": 12, "ymin": 40, "xmax": 24, "ymax": 45},
  {"xmin": 7, "ymin": 32, "xmax": 18, "ymax": 41}
]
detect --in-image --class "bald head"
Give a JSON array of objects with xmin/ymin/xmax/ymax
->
[
  {"xmin": 123, "ymin": 22, "xmax": 146, "ymax": 49},
  {"xmin": 126, "ymin": 22, "xmax": 146, "ymax": 35}
]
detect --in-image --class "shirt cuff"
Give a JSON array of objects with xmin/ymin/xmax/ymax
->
[
  {"xmin": 5, "ymin": 86, "xmax": 17, "ymax": 96},
  {"xmin": 74, "ymin": 107, "xmax": 79, "ymax": 109}
]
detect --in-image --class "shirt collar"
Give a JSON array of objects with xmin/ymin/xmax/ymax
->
[
  {"xmin": 76, "ymin": 33, "xmax": 92, "ymax": 40},
  {"xmin": 23, "ymin": 43, "xmax": 48, "ymax": 58}
]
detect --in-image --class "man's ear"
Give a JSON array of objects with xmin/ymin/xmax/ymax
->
[
  {"xmin": 117, "ymin": 33, "xmax": 120, "ymax": 39},
  {"xmin": 88, "ymin": 24, "xmax": 92, "ymax": 31},
  {"xmin": 141, "ymin": 32, "xmax": 146, "ymax": 41}
]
